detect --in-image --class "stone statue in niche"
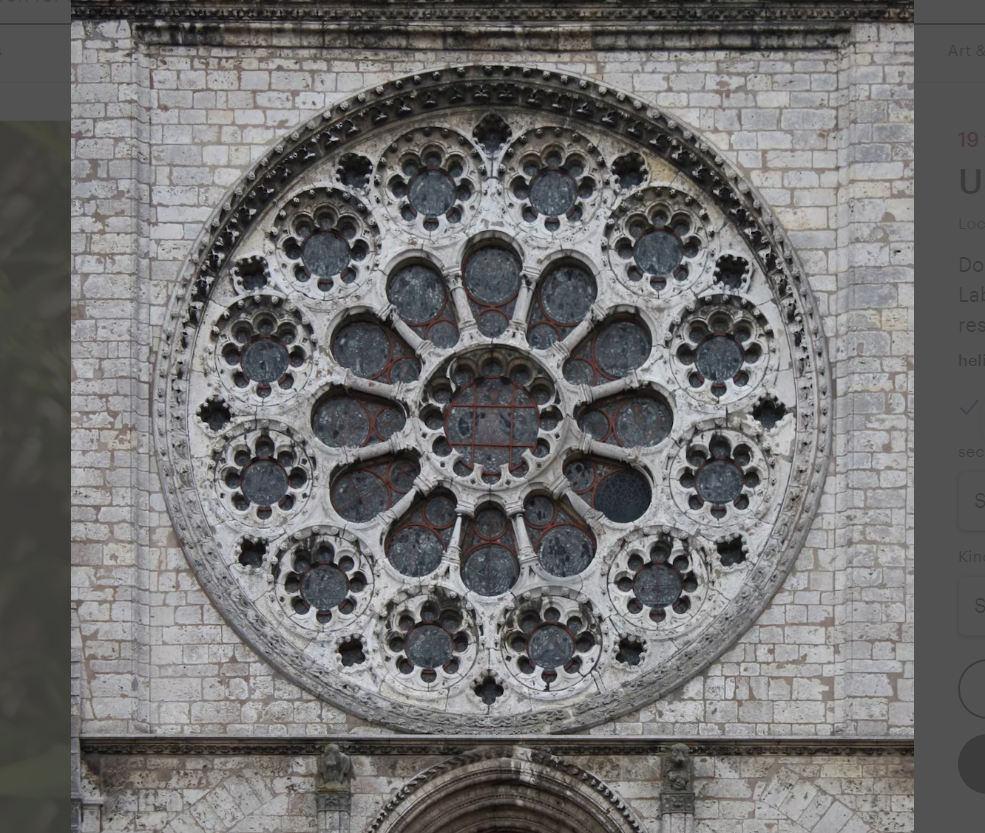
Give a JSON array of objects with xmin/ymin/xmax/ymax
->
[
  {"xmin": 663, "ymin": 743, "xmax": 693, "ymax": 793},
  {"xmin": 319, "ymin": 743, "xmax": 353, "ymax": 789}
]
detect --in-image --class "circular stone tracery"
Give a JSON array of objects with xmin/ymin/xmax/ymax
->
[{"xmin": 159, "ymin": 66, "xmax": 829, "ymax": 734}]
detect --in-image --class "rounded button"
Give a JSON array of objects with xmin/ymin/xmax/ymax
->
[
  {"xmin": 959, "ymin": 735, "xmax": 985, "ymax": 793},
  {"xmin": 959, "ymin": 660, "xmax": 985, "ymax": 718}
]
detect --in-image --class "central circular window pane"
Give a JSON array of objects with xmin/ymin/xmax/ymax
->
[
  {"xmin": 302, "ymin": 231, "xmax": 350, "ymax": 277},
  {"xmin": 408, "ymin": 169, "xmax": 457, "ymax": 217},
  {"xmin": 695, "ymin": 336, "xmax": 744, "ymax": 381},
  {"xmin": 695, "ymin": 459, "xmax": 743, "ymax": 504},
  {"xmin": 446, "ymin": 377, "xmax": 539, "ymax": 474},
  {"xmin": 633, "ymin": 563, "xmax": 683, "ymax": 608},
  {"xmin": 527, "ymin": 624, "xmax": 575, "ymax": 669},
  {"xmin": 240, "ymin": 460, "xmax": 288, "ymax": 507},
  {"xmin": 405, "ymin": 624, "xmax": 454, "ymax": 669},
  {"xmin": 241, "ymin": 338, "xmax": 290, "ymax": 384},
  {"xmin": 529, "ymin": 169, "xmax": 577, "ymax": 217},
  {"xmin": 634, "ymin": 229, "xmax": 683, "ymax": 276},
  {"xmin": 300, "ymin": 564, "xmax": 349, "ymax": 610}
]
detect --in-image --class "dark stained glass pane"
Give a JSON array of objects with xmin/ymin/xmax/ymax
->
[
  {"xmin": 539, "ymin": 264, "xmax": 596, "ymax": 325},
  {"xmin": 634, "ymin": 228, "xmax": 682, "ymax": 276},
  {"xmin": 388, "ymin": 264, "xmax": 447, "ymax": 324},
  {"xmin": 302, "ymin": 231, "xmax": 350, "ymax": 277},
  {"xmin": 633, "ymin": 563, "xmax": 683, "ymax": 608},
  {"xmin": 300, "ymin": 564, "xmax": 349, "ymax": 610},
  {"xmin": 695, "ymin": 459, "xmax": 743, "ymax": 504},
  {"xmin": 464, "ymin": 247, "xmax": 521, "ymax": 305},
  {"xmin": 405, "ymin": 624, "xmax": 454, "ymax": 669},
  {"xmin": 527, "ymin": 624, "xmax": 575, "ymax": 669},
  {"xmin": 695, "ymin": 336, "xmax": 744, "ymax": 381},
  {"xmin": 529, "ymin": 170, "xmax": 576, "ymax": 217},
  {"xmin": 462, "ymin": 545, "xmax": 520, "ymax": 596},
  {"xmin": 240, "ymin": 338, "xmax": 290, "ymax": 384},
  {"xmin": 240, "ymin": 460, "xmax": 288, "ymax": 507},
  {"xmin": 408, "ymin": 169, "xmax": 457, "ymax": 217}
]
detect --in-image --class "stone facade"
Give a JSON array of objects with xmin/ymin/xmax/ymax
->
[{"xmin": 71, "ymin": 2, "xmax": 914, "ymax": 832}]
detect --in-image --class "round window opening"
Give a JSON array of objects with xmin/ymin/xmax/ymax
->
[{"xmin": 158, "ymin": 66, "xmax": 829, "ymax": 733}]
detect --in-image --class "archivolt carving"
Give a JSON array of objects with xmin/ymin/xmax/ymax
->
[
  {"xmin": 366, "ymin": 747, "xmax": 644, "ymax": 833},
  {"xmin": 154, "ymin": 65, "xmax": 830, "ymax": 733}
]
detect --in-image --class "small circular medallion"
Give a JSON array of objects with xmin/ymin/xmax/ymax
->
[
  {"xmin": 240, "ymin": 338, "xmax": 290, "ymax": 384},
  {"xmin": 405, "ymin": 624, "xmax": 454, "ymax": 669},
  {"xmin": 529, "ymin": 170, "xmax": 577, "ymax": 217},
  {"xmin": 240, "ymin": 460, "xmax": 288, "ymax": 507},
  {"xmin": 633, "ymin": 563, "xmax": 683, "ymax": 608},
  {"xmin": 695, "ymin": 336, "xmax": 744, "ymax": 382},
  {"xmin": 634, "ymin": 229, "xmax": 683, "ymax": 276},
  {"xmin": 300, "ymin": 564, "xmax": 349, "ymax": 610},
  {"xmin": 695, "ymin": 459, "xmax": 743, "ymax": 504},
  {"xmin": 302, "ymin": 231, "xmax": 350, "ymax": 278},
  {"xmin": 527, "ymin": 624, "xmax": 575, "ymax": 669},
  {"xmin": 332, "ymin": 322, "xmax": 391, "ymax": 379},
  {"xmin": 408, "ymin": 169, "xmax": 457, "ymax": 217}
]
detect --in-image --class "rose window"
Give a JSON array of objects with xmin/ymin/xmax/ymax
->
[{"xmin": 159, "ymin": 66, "xmax": 829, "ymax": 733}]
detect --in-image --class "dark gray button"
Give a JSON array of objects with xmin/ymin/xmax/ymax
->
[
  {"xmin": 957, "ymin": 472, "xmax": 985, "ymax": 531},
  {"xmin": 959, "ymin": 735, "xmax": 985, "ymax": 793},
  {"xmin": 958, "ymin": 577, "xmax": 985, "ymax": 636},
  {"xmin": 960, "ymin": 661, "xmax": 985, "ymax": 718}
]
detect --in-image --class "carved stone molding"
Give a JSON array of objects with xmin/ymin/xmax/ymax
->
[
  {"xmin": 365, "ymin": 747, "xmax": 645, "ymax": 833},
  {"xmin": 152, "ymin": 65, "xmax": 831, "ymax": 734},
  {"xmin": 72, "ymin": 0, "xmax": 915, "ymax": 26},
  {"xmin": 80, "ymin": 735, "xmax": 915, "ymax": 758}
]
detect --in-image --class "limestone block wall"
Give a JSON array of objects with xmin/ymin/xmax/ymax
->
[{"xmin": 70, "ymin": 19, "xmax": 913, "ymax": 740}]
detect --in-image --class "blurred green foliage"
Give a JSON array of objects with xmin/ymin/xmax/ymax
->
[{"xmin": 0, "ymin": 121, "xmax": 71, "ymax": 830}]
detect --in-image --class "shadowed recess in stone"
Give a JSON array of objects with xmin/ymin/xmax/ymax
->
[
  {"xmin": 472, "ymin": 112, "xmax": 512, "ymax": 155},
  {"xmin": 522, "ymin": 494, "xmax": 596, "ymax": 578},
  {"xmin": 311, "ymin": 389, "xmax": 406, "ymax": 449},
  {"xmin": 564, "ymin": 457, "xmax": 651, "ymax": 523},
  {"xmin": 330, "ymin": 455, "xmax": 419, "ymax": 523},
  {"xmin": 577, "ymin": 391, "xmax": 673, "ymax": 448},
  {"xmin": 563, "ymin": 317, "xmax": 651, "ymax": 386}
]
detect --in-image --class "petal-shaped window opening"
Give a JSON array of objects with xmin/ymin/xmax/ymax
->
[
  {"xmin": 462, "ymin": 245, "xmax": 522, "ymax": 338},
  {"xmin": 563, "ymin": 457, "xmax": 651, "ymax": 523},
  {"xmin": 562, "ymin": 316, "xmax": 652, "ymax": 386},
  {"xmin": 311, "ymin": 388, "xmax": 406, "ymax": 448},
  {"xmin": 385, "ymin": 490, "xmax": 458, "ymax": 577},
  {"xmin": 387, "ymin": 262, "xmax": 459, "ymax": 348},
  {"xmin": 577, "ymin": 390, "xmax": 673, "ymax": 448},
  {"xmin": 460, "ymin": 504, "xmax": 520, "ymax": 596},
  {"xmin": 526, "ymin": 262, "xmax": 597, "ymax": 350},
  {"xmin": 332, "ymin": 317, "xmax": 421, "ymax": 384},
  {"xmin": 330, "ymin": 455, "xmax": 420, "ymax": 523},
  {"xmin": 522, "ymin": 494, "xmax": 597, "ymax": 578}
]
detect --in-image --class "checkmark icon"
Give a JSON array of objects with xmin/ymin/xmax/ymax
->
[{"xmin": 961, "ymin": 400, "xmax": 979, "ymax": 415}]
